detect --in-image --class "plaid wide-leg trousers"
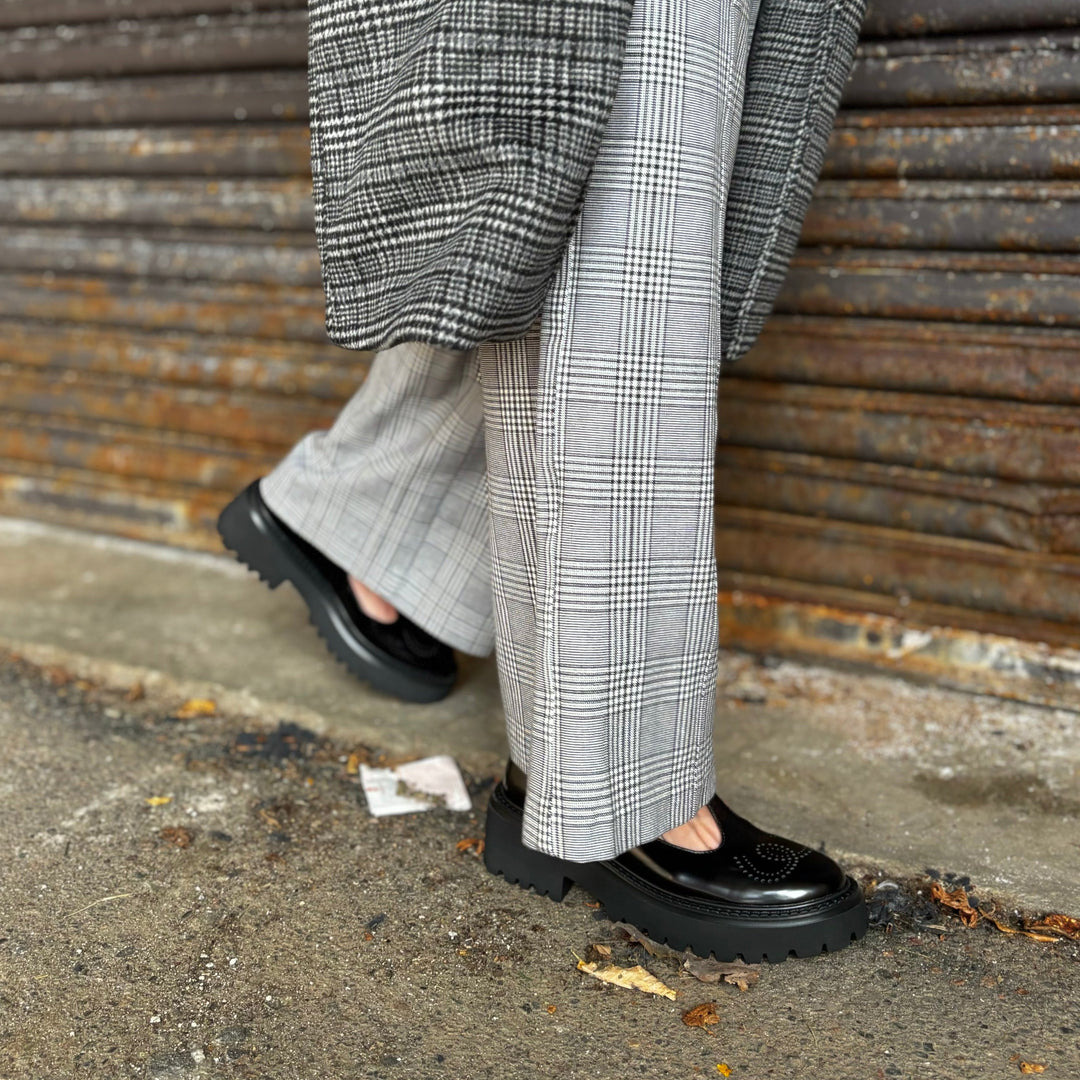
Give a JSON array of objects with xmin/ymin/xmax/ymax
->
[{"xmin": 261, "ymin": 0, "xmax": 761, "ymax": 862}]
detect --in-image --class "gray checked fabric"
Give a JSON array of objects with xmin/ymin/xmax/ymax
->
[
  {"xmin": 307, "ymin": 0, "xmax": 634, "ymax": 352},
  {"xmin": 260, "ymin": 342, "xmax": 494, "ymax": 657},
  {"xmin": 305, "ymin": 0, "xmax": 864, "ymax": 360},
  {"xmin": 721, "ymin": 0, "xmax": 867, "ymax": 360},
  {"xmin": 478, "ymin": 0, "xmax": 761, "ymax": 861},
  {"xmin": 261, "ymin": 0, "xmax": 862, "ymax": 861}
]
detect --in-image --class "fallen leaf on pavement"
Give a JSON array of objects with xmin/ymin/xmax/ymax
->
[
  {"xmin": 175, "ymin": 697, "xmax": 217, "ymax": 718},
  {"xmin": 145, "ymin": 796, "xmax": 172, "ymax": 807},
  {"xmin": 589, "ymin": 943, "xmax": 612, "ymax": 960},
  {"xmin": 1027, "ymin": 914, "xmax": 1080, "ymax": 940},
  {"xmin": 159, "ymin": 826, "xmax": 193, "ymax": 848},
  {"xmin": 577, "ymin": 960, "xmax": 677, "ymax": 1000},
  {"xmin": 683, "ymin": 956, "xmax": 760, "ymax": 991},
  {"xmin": 613, "ymin": 922, "xmax": 684, "ymax": 960},
  {"xmin": 682, "ymin": 1003, "xmax": 719, "ymax": 1029},
  {"xmin": 346, "ymin": 752, "xmax": 362, "ymax": 775},
  {"xmin": 455, "ymin": 837, "xmax": 484, "ymax": 857},
  {"xmin": 986, "ymin": 916, "xmax": 1059, "ymax": 944},
  {"xmin": 126, "ymin": 682, "xmax": 145, "ymax": 702},
  {"xmin": 1019, "ymin": 1064, "xmax": 1047, "ymax": 1074},
  {"xmin": 930, "ymin": 881, "xmax": 979, "ymax": 927},
  {"xmin": 717, "ymin": 1065, "xmax": 732, "ymax": 1077}
]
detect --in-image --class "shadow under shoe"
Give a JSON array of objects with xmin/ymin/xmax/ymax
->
[
  {"xmin": 484, "ymin": 761, "xmax": 868, "ymax": 962},
  {"xmin": 217, "ymin": 478, "xmax": 457, "ymax": 704}
]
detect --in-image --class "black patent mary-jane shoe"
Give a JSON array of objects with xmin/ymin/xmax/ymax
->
[
  {"xmin": 484, "ymin": 762, "xmax": 868, "ymax": 962},
  {"xmin": 217, "ymin": 479, "xmax": 457, "ymax": 704}
]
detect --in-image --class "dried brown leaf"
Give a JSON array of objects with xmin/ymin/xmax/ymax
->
[
  {"xmin": 577, "ymin": 961, "xmax": 677, "ymax": 1000},
  {"xmin": 682, "ymin": 1003, "xmax": 720, "ymax": 1029},
  {"xmin": 613, "ymin": 922, "xmax": 684, "ymax": 960},
  {"xmin": 159, "ymin": 826, "xmax": 193, "ymax": 849},
  {"xmin": 683, "ymin": 956, "xmax": 760, "ymax": 991},
  {"xmin": 455, "ymin": 837, "xmax": 485, "ymax": 857},
  {"xmin": 1019, "ymin": 1063, "xmax": 1047, "ymax": 1074},
  {"xmin": 930, "ymin": 881, "xmax": 979, "ymax": 927},
  {"xmin": 986, "ymin": 914, "xmax": 1064, "ymax": 944},
  {"xmin": 1027, "ymin": 914, "xmax": 1080, "ymax": 940}
]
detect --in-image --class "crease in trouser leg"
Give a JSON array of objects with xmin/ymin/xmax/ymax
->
[
  {"xmin": 477, "ymin": 333, "xmax": 542, "ymax": 776},
  {"xmin": 259, "ymin": 341, "xmax": 496, "ymax": 657}
]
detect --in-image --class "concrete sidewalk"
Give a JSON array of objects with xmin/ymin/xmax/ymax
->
[{"xmin": 1, "ymin": 515, "xmax": 1076, "ymax": 916}]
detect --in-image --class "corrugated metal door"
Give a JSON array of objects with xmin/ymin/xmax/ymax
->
[
  {"xmin": 1, "ymin": 2, "xmax": 1077, "ymax": 682},
  {"xmin": 0, "ymin": 0, "xmax": 347, "ymax": 544},
  {"xmin": 715, "ymin": 1, "xmax": 1080, "ymax": 659}
]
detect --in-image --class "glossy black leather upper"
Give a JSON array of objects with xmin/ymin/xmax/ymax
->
[
  {"xmin": 251, "ymin": 481, "xmax": 456, "ymax": 678},
  {"xmin": 504, "ymin": 762, "xmax": 847, "ymax": 907}
]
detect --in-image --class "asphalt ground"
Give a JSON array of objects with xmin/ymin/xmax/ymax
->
[{"xmin": 2, "ymin": 651, "xmax": 1077, "ymax": 1080}]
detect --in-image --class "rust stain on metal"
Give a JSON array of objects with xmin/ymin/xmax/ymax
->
[
  {"xmin": 0, "ymin": 126, "xmax": 311, "ymax": 177},
  {"xmin": 716, "ymin": 588, "xmax": 1080, "ymax": 712},
  {"xmin": 739, "ymin": 316, "xmax": 1080, "ymax": 404},
  {"xmin": 0, "ymin": 321, "xmax": 367, "ymax": 399},
  {"xmin": 713, "ymin": 507, "xmax": 1080, "ymax": 623},
  {"xmin": 716, "ymin": 378, "xmax": 1080, "ymax": 483}
]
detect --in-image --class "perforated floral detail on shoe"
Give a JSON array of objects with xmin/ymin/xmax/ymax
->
[{"xmin": 732, "ymin": 841, "xmax": 810, "ymax": 884}]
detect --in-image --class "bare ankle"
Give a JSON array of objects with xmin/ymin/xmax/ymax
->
[
  {"xmin": 661, "ymin": 805, "xmax": 722, "ymax": 852},
  {"xmin": 348, "ymin": 575, "xmax": 399, "ymax": 624}
]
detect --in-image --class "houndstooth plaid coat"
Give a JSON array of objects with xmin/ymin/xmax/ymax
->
[{"xmin": 306, "ymin": 0, "xmax": 866, "ymax": 364}]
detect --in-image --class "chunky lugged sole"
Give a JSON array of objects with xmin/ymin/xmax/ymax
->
[
  {"xmin": 484, "ymin": 783, "xmax": 869, "ymax": 963},
  {"xmin": 217, "ymin": 483, "xmax": 455, "ymax": 705}
]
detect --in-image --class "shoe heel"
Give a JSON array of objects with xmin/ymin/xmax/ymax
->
[
  {"xmin": 484, "ymin": 788, "xmax": 572, "ymax": 902},
  {"xmin": 216, "ymin": 486, "xmax": 287, "ymax": 590}
]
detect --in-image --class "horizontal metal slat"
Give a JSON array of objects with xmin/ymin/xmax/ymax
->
[
  {"xmin": 0, "ymin": 224, "xmax": 319, "ymax": 283},
  {"xmin": 716, "ymin": 379, "xmax": 1080, "ymax": 483},
  {"xmin": 0, "ymin": 319, "xmax": 362, "ymax": 396},
  {"xmin": 0, "ymin": 72, "xmax": 308, "ymax": 127},
  {"xmin": 802, "ymin": 181, "xmax": 1080, "ymax": 251},
  {"xmin": 0, "ymin": 10, "xmax": 306, "ymax": 82},
  {"xmin": 0, "ymin": 126, "xmax": 310, "ymax": 176},
  {"xmin": 861, "ymin": 0, "xmax": 1080, "ymax": 39},
  {"xmin": 716, "ymin": 573, "xmax": 1080, "ymax": 654},
  {"xmin": 0, "ymin": 366, "xmax": 336, "ymax": 448},
  {"xmin": 778, "ymin": 249, "xmax": 1080, "ymax": 327},
  {"xmin": 714, "ymin": 447, "xmax": 1080, "ymax": 554},
  {"xmin": 0, "ymin": 177, "xmax": 312, "ymax": 228},
  {"xmin": 0, "ymin": 411, "xmax": 276, "ymax": 488},
  {"xmin": 823, "ymin": 114, "xmax": 1080, "ymax": 179},
  {"xmin": 0, "ymin": 272, "xmax": 329, "ymax": 339},
  {"xmin": 713, "ymin": 506, "xmax": 1080, "ymax": 624},
  {"xmin": 0, "ymin": 0, "xmax": 306, "ymax": 29},
  {"xmin": 738, "ymin": 316, "xmax": 1080, "ymax": 404},
  {"xmin": 0, "ymin": 457, "xmax": 230, "ymax": 544},
  {"xmin": 845, "ymin": 31, "xmax": 1080, "ymax": 108}
]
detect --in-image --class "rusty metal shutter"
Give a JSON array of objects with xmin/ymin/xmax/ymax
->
[
  {"xmin": 0, "ymin": 0, "xmax": 351, "ymax": 543},
  {"xmin": 715, "ymin": 1, "xmax": 1080, "ymax": 684},
  {"xmin": 2, "ymin": 2, "xmax": 1078, "ymax": 698}
]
